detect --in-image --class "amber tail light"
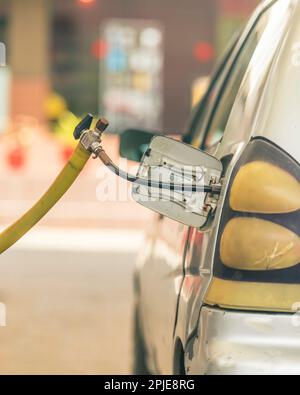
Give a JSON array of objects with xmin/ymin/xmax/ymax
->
[
  {"xmin": 230, "ymin": 161, "xmax": 300, "ymax": 214},
  {"xmin": 205, "ymin": 138, "xmax": 300, "ymax": 312},
  {"xmin": 220, "ymin": 217, "xmax": 300, "ymax": 271}
]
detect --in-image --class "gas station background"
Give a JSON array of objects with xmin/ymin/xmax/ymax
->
[{"xmin": 0, "ymin": 0, "xmax": 258, "ymax": 132}]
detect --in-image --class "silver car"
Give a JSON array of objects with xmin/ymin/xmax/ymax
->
[{"xmin": 120, "ymin": 0, "xmax": 300, "ymax": 375}]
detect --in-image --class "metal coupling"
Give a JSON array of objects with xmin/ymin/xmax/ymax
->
[{"xmin": 78, "ymin": 116, "xmax": 109, "ymax": 157}]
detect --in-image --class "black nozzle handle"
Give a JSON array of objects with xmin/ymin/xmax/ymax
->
[{"xmin": 73, "ymin": 114, "xmax": 94, "ymax": 140}]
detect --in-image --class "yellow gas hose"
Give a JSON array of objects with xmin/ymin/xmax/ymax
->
[{"xmin": 0, "ymin": 144, "xmax": 91, "ymax": 254}]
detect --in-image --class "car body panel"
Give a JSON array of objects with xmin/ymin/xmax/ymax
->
[
  {"xmin": 138, "ymin": 217, "xmax": 189, "ymax": 374},
  {"xmin": 177, "ymin": 0, "xmax": 297, "ymax": 347},
  {"xmin": 136, "ymin": 0, "xmax": 300, "ymax": 375},
  {"xmin": 185, "ymin": 307, "xmax": 300, "ymax": 375},
  {"xmin": 181, "ymin": 0, "xmax": 300, "ymax": 374}
]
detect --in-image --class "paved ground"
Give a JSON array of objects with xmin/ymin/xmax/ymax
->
[{"xmin": 0, "ymin": 227, "xmax": 144, "ymax": 374}]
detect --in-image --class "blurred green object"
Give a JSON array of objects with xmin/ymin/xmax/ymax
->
[{"xmin": 119, "ymin": 129, "xmax": 160, "ymax": 163}]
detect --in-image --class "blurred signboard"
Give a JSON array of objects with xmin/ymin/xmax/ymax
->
[{"xmin": 99, "ymin": 19, "xmax": 164, "ymax": 133}]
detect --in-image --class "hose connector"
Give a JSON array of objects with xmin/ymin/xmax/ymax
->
[{"xmin": 78, "ymin": 116, "xmax": 109, "ymax": 158}]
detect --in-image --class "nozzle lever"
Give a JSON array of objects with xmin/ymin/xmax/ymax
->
[{"xmin": 73, "ymin": 114, "xmax": 94, "ymax": 140}]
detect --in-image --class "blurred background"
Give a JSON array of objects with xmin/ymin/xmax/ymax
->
[{"xmin": 0, "ymin": 0, "xmax": 257, "ymax": 374}]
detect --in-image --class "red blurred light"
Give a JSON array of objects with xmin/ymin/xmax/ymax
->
[
  {"xmin": 91, "ymin": 40, "xmax": 108, "ymax": 59},
  {"xmin": 77, "ymin": 0, "xmax": 96, "ymax": 7},
  {"xmin": 61, "ymin": 146, "xmax": 74, "ymax": 163},
  {"xmin": 7, "ymin": 147, "xmax": 26, "ymax": 170},
  {"xmin": 194, "ymin": 42, "xmax": 215, "ymax": 63}
]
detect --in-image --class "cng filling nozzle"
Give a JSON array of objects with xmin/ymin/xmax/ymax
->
[
  {"xmin": 0, "ymin": 114, "xmax": 220, "ymax": 255},
  {"xmin": 76, "ymin": 115, "xmax": 219, "ymax": 194}
]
